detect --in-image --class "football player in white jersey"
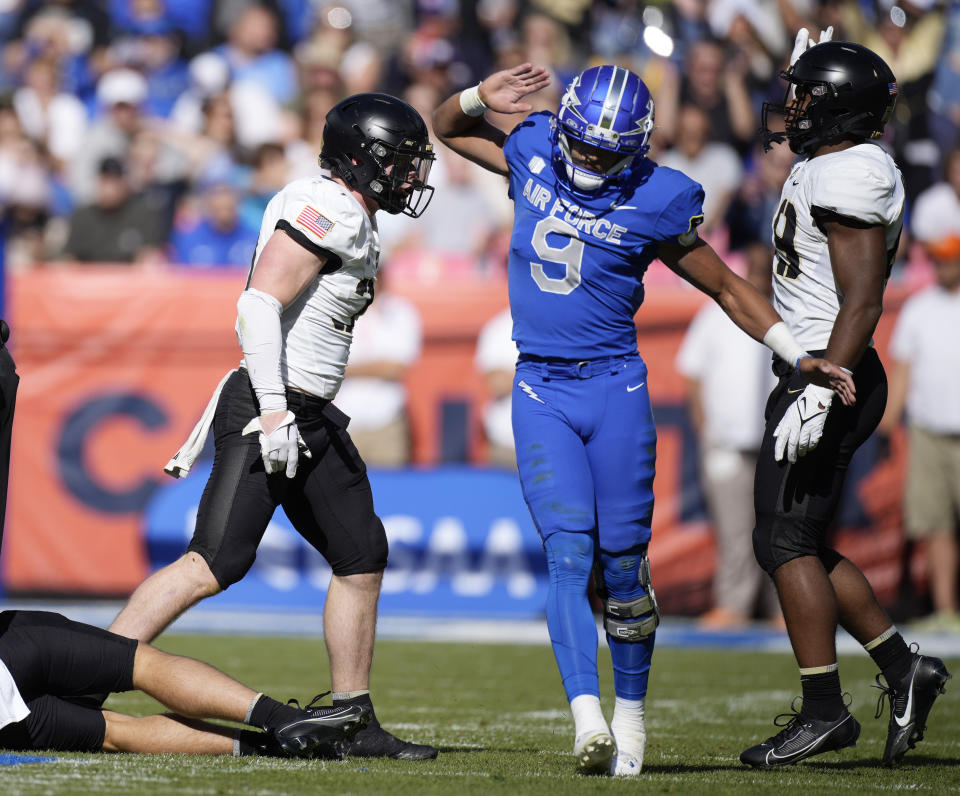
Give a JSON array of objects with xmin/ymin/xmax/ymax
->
[
  {"xmin": 740, "ymin": 34, "xmax": 951, "ymax": 768},
  {"xmin": 107, "ymin": 94, "xmax": 439, "ymax": 760}
]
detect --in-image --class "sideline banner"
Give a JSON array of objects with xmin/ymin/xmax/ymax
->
[
  {"xmin": 0, "ymin": 266, "xmax": 913, "ymax": 614},
  {"xmin": 145, "ymin": 463, "xmax": 547, "ymax": 616}
]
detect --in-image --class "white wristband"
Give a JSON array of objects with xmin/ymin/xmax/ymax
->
[
  {"xmin": 762, "ymin": 321, "xmax": 807, "ymax": 369},
  {"xmin": 237, "ymin": 288, "xmax": 287, "ymax": 413},
  {"xmin": 459, "ymin": 83, "xmax": 487, "ymax": 117}
]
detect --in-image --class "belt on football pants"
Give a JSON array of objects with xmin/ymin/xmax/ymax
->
[{"xmin": 518, "ymin": 352, "xmax": 637, "ymax": 380}]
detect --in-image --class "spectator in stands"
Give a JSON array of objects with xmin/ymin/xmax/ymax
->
[
  {"xmin": 169, "ymin": 180, "xmax": 258, "ymax": 268},
  {"xmin": 69, "ymin": 68, "xmax": 149, "ymax": 204},
  {"xmin": 126, "ymin": 125, "xmax": 190, "ymax": 242},
  {"xmin": 676, "ymin": 258, "xmax": 780, "ymax": 629},
  {"xmin": 377, "ymin": 81, "xmax": 506, "ymax": 279},
  {"xmin": 109, "ymin": 16, "xmax": 191, "ymax": 120},
  {"xmin": 910, "ymin": 145, "xmax": 960, "ymax": 246},
  {"xmin": 520, "ymin": 11, "xmax": 578, "ymax": 86},
  {"xmin": 475, "ymin": 306, "xmax": 518, "ymax": 469},
  {"xmin": 659, "ymin": 104, "xmax": 743, "ymax": 238},
  {"xmin": 928, "ymin": 0, "xmax": 960, "ymax": 155},
  {"xmin": 725, "ymin": 136, "xmax": 797, "ymax": 278},
  {"xmin": 845, "ymin": 1, "xmax": 947, "ymax": 200},
  {"xmin": 334, "ymin": 266, "xmax": 422, "ymax": 467},
  {"xmin": 61, "ymin": 156, "xmax": 165, "ymax": 263},
  {"xmin": 2, "ymin": 2, "xmax": 110, "ymax": 101},
  {"xmin": 190, "ymin": 91, "xmax": 245, "ymax": 181},
  {"xmin": 286, "ymin": 85, "xmax": 342, "ymax": 180},
  {"xmin": 239, "ymin": 142, "xmax": 289, "ymax": 231},
  {"xmin": 656, "ymin": 37, "xmax": 755, "ymax": 153},
  {"xmin": 0, "ymin": 134, "xmax": 52, "ymax": 270},
  {"xmin": 879, "ymin": 232, "xmax": 960, "ymax": 635},
  {"xmin": 169, "ymin": 52, "xmax": 231, "ymax": 136},
  {"xmin": 12, "ymin": 56, "xmax": 88, "ymax": 175},
  {"xmin": 216, "ymin": 4, "xmax": 297, "ymax": 106},
  {"xmin": 0, "ymin": 102, "xmax": 52, "ymax": 269}
]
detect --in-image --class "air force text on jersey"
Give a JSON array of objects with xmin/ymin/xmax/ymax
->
[{"xmin": 521, "ymin": 177, "xmax": 630, "ymax": 244}]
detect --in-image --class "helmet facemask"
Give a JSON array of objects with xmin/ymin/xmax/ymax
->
[
  {"xmin": 360, "ymin": 135, "xmax": 435, "ymax": 217},
  {"xmin": 556, "ymin": 128, "xmax": 638, "ymax": 192},
  {"xmin": 762, "ymin": 77, "xmax": 830, "ymax": 154}
]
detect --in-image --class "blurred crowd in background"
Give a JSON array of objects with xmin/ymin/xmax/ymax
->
[
  {"xmin": 0, "ymin": 0, "xmax": 958, "ymax": 276},
  {"xmin": 1, "ymin": 0, "xmax": 959, "ymax": 626}
]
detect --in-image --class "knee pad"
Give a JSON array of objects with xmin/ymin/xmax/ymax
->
[{"xmin": 596, "ymin": 546, "xmax": 660, "ymax": 642}]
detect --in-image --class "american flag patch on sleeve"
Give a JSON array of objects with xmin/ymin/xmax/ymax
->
[
  {"xmin": 888, "ymin": 82, "xmax": 898, "ymax": 95},
  {"xmin": 296, "ymin": 205, "xmax": 335, "ymax": 238}
]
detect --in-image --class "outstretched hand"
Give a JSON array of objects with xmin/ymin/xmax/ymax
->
[
  {"xmin": 798, "ymin": 357, "xmax": 856, "ymax": 406},
  {"xmin": 479, "ymin": 63, "xmax": 551, "ymax": 114}
]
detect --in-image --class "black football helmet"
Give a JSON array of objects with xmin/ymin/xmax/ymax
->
[
  {"xmin": 762, "ymin": 41, "xmax": 898, "ymax": 155},
  {"xmin": 320, "ymin": 93, "xmax": 435, "ymax": 217}
]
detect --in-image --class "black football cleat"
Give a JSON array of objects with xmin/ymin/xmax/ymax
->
[
  {"xmin": 740, "ymin": 699, "xmax": 860, "ymax": 768},
  {"xmin": 271, "ymin": 700, "xmax": 368, "ymax": 759},
  {"xmin": 336, "ymin": 706, "xmax": 438, "ymax": 760},
  {"xmin": 875, "ymin": 653, "xmax": 952, "ymax": 765}
]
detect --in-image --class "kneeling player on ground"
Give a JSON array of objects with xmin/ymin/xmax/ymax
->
[{"xmin": 0, "ymin": 610, "xmax": 366, "ymax": 756}]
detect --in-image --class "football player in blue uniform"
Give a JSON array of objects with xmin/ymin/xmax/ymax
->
[{"xmin": 433, "ymin": 63, "xmax": 855, "ymax": 776}]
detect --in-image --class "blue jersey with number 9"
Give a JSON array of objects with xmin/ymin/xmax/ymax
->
[{"xmin": 503, "ymin": 112, "xmax": 705, "ymax": 360}]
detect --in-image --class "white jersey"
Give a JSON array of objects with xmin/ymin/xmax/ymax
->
[
  {"xmin": 771, "ymin": 143, "xmax": 904, "ymax": 350},
  {"xmin": 239, "ymin": 172, "xmax": 380, "ymax": 399}
]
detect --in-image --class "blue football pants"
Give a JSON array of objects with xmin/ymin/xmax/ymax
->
[{"xmin": 513, "ymin": 354, "xmax": 657, "ymax": 702}]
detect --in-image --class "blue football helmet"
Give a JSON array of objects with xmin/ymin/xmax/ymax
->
[{"xmin": 554, "ymin": 65, "xmax": 655, "ymax": 192}]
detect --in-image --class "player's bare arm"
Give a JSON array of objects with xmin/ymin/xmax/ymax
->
[
  {"xmin": 822, "ymin": 217, "xmax": 889, "ymax": 370},
  {"xmin": 659, "ymin": 238, "xmax": 856, "ymax": 404},
  {"xmin": 243, "ymin": 229, "xmax": 326, "ymax": 435},
  {"xmin": 433, "ymin": 63, "xmax": 551, "ymax": 176}
]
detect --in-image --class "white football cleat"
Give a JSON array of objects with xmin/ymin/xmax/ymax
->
[
  {"xmin": 611, "ymin": 751, "xmax": 642, "ymax": 776},
  {"xmin": 610, "ymin": 729, "xmax": 646, "ymax": 776},
  {"xmin": 573, "ymin": 730, "xmax": 616, "ymax": 775}
]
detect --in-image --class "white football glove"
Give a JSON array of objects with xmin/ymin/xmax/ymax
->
[
  {"xmin": 773, "ymin": 384, "xmax": 834, "ymax": 464},
  {"xmin": 789, "ymin": 26, "xmax": 834, "ymax": 98},
  {"xmin": 242, "ymin": 411, "xmax": 312, "ymax": 478}
]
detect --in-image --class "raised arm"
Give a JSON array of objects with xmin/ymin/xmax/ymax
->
[{"xmin": 432, "ymin": 63, "xmax": 551, "ymax": 176}]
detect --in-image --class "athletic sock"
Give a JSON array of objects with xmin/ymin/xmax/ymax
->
[
  {"xmin": 610, "ymin": 697, "xmax": 645, "ymax": 750},
  {"xmin": 570, "ymin": 694, "xmax": 609, "ymax": 742},
  {"xmin": 333, "ymin": 691, "xmax": 377, "ymax": 725},
  {"xmin": 798, "ymin": 664, "xmax": 844, "ymax": 720},
  {"xmin": 864, "ymin": 627, "xmax": 913, "ymax": 685},
  {"xmin": 247, "ymin": 693, "xmax": 301, "ymax": 730}
]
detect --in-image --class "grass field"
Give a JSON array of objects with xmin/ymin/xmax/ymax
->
[{"xmin": 3, "ymin": 633, "xmax": 959, "ymax": 795}]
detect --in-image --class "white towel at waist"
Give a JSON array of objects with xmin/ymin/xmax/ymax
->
[{"xmin": 164, "ymin": 369, "xmax": 237, "ymax": 479}]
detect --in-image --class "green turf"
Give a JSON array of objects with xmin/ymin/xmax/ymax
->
[{"xmin": 4, "ymin": 634, "xmax": 959, "ymax": 795}]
